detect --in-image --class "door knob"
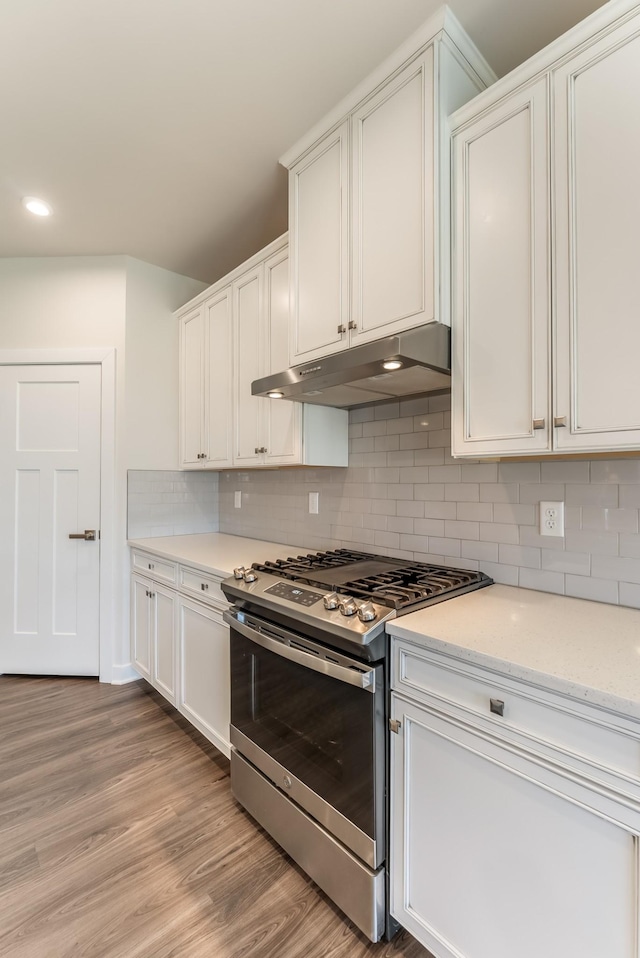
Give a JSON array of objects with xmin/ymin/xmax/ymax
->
[{"xmin": 68, "ymin": 530, "xmax": 97, "ymax": 541}]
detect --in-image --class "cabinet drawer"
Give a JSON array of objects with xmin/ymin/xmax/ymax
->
[
  {"xmin": 178, "ymin": 565, "xmax": 227, "ymax": 608},
  {"xmin": 131, "ymin": 550, "xmax": 177, "ymax": 585},
  {"xmin": 392, "ymin": 640, "xmax": 640, "ymax": 786}
]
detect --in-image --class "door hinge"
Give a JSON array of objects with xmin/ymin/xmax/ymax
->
[{"xmin": 389, "ymin": 718, "xmax": 402, "ymax": 734}]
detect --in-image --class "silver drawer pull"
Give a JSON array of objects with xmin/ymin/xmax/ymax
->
[
  {"xmin": 554, "ymin": 416, "xmax": 567, "ymax": 428},
  {"xmin": 490, "ymin": 698, "xmax": 505, "ymax": 717},
  {"xmin": 532, "ymin": 419, "xmax": 545, "ymax": 430}
]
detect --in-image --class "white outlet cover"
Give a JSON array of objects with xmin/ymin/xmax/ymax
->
[
  {"xmin": 539, "ymin": 500, "xmax": 564, "ymax": 537},
  {"xmin": 234, "ymin": 490, "xmax": 242, "ymax": 509},
  {"xmin": 308, "ymin": 491, "xmax": 319, "ymax": 515}
]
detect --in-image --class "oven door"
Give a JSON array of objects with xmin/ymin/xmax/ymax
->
[{"xmin": 224, "ymin": 608, "xmax": 385, "ymax": 869}]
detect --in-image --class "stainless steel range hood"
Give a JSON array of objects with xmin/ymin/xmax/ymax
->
[{"xmin": 252, "ymin": 324, "xmax": 450, "ymax": 409}]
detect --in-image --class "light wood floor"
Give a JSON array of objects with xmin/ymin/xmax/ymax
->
[{"xmin": 0, "ymin": 676, "xmax": 433, "ymax": 958}]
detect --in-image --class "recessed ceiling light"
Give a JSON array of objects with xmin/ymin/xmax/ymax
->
[
  {"xmin": 22, "ymin": 196, "xmax": 52, "ymax": 217},
  {"xmin": 382, "ymin": 359, "xmax": 403, "ymax": 371},
  {"xmin": 267, "ymin": 390, "xmax": 284, "ymax": 399}
]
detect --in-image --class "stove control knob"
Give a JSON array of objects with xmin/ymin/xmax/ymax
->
[
  {"xmin": 233, "ymin": 566, "xmax": 246, "ymax": 580},
  {"xmin": 323, "ymin": 592, "xmax": 340, "ymax": 611},
  {"xmin": 243, "ymin": 570, "xmax": 257, "ymax": 583},
  {"xmin": 357, "ymin": 602, "xmax": 377, "ymax": 623},
  {"xmin": 338, "ymin": 596, "xmax": 358, "ymax": 616}
]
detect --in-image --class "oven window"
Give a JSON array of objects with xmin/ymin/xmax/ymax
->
[{"xmin": 231, "ymin": 630, "xmax": 377, "ymax": 839}]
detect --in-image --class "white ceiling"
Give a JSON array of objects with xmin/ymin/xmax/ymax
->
[{"xmin": 2, "ymin": 0, "xmax": 605, "ymax": 284}]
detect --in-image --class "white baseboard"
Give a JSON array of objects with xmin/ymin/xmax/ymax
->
[{"xmin": 110, "ymin": 663, "xmax": 142, "ymax": 685}]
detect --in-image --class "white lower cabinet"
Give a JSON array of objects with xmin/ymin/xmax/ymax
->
[
  {"xmin": 177, "ymin": 596, "xmax": 230, "ymax": 758},
  {"xmin": 390, "ymin": 641, "xmax": 640, "ymax": 958},
  {"xmin": 131, "ymin": 573, "xmax": 177, "ymax": 704},
  {"xmin": 131, "ymin": 553, "xmax": 230, "ymax": 758}
]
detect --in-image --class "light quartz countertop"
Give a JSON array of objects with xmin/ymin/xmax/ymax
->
[
  {"xmin": 387, "ymin": 584, "xmax": 640, "ymax": 721},
  {"xmin": 129, "ymin": 535, "xmax": 640, "ymax": 722},
  {"xmin": 128, "ymin": 532, "xmax": 306, "ymax": 579}
]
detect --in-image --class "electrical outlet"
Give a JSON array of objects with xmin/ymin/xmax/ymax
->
[
  {"xmin": 234, "ymin": 491, "xmax": 242, "ymax": 509},
  {"xmin": 539, "ymin": 501, "xmax": 564, "ymax": 537},
  {"xmin": 308, "ymin": 492, "xmax": 319, "ymax": 515}
]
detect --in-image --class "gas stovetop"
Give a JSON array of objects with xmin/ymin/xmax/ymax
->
[
  {"xmin": 251, "ymin": 549, "xmax": 491, "ymax": 611},
  {"xmin": 222, "ymin": 549, "xmax": 492, "ymax": 655}
]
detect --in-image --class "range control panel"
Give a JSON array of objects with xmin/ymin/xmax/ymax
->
[{"xmin": 265, "ymin": 581, "xmax": 324, "ymax": 607}]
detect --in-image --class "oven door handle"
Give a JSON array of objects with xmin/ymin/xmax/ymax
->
[{"xmin": 224, "ymin": 610, "xmax": 377, "ymax": 692}]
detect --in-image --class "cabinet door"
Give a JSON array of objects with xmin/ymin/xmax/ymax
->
[
  {"xmin": 204, "ymin": 287, "xmax": 233, "ymax": 468},
  {"xmin": 178, "ymin": 305, "xmax": 205, "ymax": 467},
  {"xmin": 178, "ymin": 596, "xmax": 230, "ymax": 758},
  {"xmin": 263, "ymin": 247, "xmax": 302, "ymax": 464},
  {"xmin": 553, "ymin": 20, "xmax": 640, "ymax": 451},
  {"xmin": 152, "ymin": 583, "xmax": 177, "ymax": 704},
  {"xmin": 451, "ymin": 79, "xmax": 551, "ymax": 458},
  {"xmin": 131, "ymin": 574, "xmax": 152, "ymax": 680},
  {"xmin": 351, "ymin": 50, "xmax": 434, "ymax": 345},
  {"xmin": 289, "ymin": 121, "xmax": 350, "ymax": 363},
  {"xmin": 391, "ymin": 695, "xmax": 638, "ymax": 958},
  {"xmin": 233, "ymin": 265, "xmax": 265, "ymax": 466}
]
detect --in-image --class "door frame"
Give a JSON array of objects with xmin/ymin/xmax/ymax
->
[{"xmin": 0, "ymin": 348, "xmax": 116, "ymax": 682}]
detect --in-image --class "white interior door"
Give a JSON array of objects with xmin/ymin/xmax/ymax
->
[{"xmin": 0, "ymin": 364, "xmax": 101, "ymax": 675}]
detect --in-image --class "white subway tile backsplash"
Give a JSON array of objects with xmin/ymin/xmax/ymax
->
[
  {"xmin": 591, "ymin": 461, "xmax": 640, "ymax": 484},
  {"xmin": 128, "ymin": 470, "xmax": 218, "ymax": 539},
  {"xmin": 480, "ymin": 522, "xmax": 520, "ymax": 544},
  {"xmin": 619, "ymin": 582, "xmax": 640, "ymax": 609},
  {"xmin": 620, "ymin": 534, "xmax": 640, "ymax": 559},
  {"xmin": 518, "ymin": 568, "xmax": 565, "ymax": 594},
  {"xmin": 212, "ymin": 395, "xmax": 640, "ymax": 611},
  {"xmin": 582, "ymin": 507, "xmax": 639, "ymax": 534},
  {"xmin": 540, "ymin": 461, "xmax": 590, "ymax": 483},
  {"xmin": 592, "ymin": 555, "xmax": 640, "ymax": 584},
  {"xmin": 456, "ymin": 502, "xmax": 492, "ymax": 522},
  {"xmin": 564, "ymin": 530, "xmax": 619, "ymax": 556},
  {"xmin": 498, "ymin": 544, "xmax": 541, "ymax": 569},
  {"xmin": 541, "ymin": 550, "xmax": 590, "ymax": 575},
  {"xmin": 444, "ymin": 483, "xmax": 479, "ymax": 502},
  {"xmin": 498, "ymin": 462, "xmax": 541, "ymax": 483},
  {"xmin": 566, "ymin": 575, "xmax": 619, "ymax": 604},
  {"xmin": 445, "ymin": 520, "xmax": 479, "ymax": 540},
  {"xmin": 565, "ymin": 484, "xmax": 619, "ymax": 507}
]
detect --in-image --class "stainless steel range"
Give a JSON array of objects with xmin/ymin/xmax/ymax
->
[{"xmin": 221, "ymin": 550, "xmax": 492, "ymax": 941}]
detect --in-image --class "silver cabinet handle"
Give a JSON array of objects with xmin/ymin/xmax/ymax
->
[
  {"xmin": 554, "ymin": 416, "xmax": 567, "ymax": 428},
  {"xmin": 337, "ymin": 324, "xmax": 346, "ymax": 334},
  {"xmin": 69, "ymin": 530, "xmax": 96, "ymax": 541},
  {"xmin": 490, "ymin": 698, "xmax": 505, "ymax": 717},
  {"xmin": 532, "ymin": 419, "xmax": 545, "ymax": 430},
  {"xmin": 348, "ymin": 321, "xmax": 357, "ymax": 330}
]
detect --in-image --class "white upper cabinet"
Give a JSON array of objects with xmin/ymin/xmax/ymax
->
[
  {"xmin": 553, "ymin": 18, "xmax": 640, "ymax": 452},
  {"xmin": 350, "ymin": 51, "xmax": 433, "ymax": 347},
  {"xmin": 179, "ymin": 289, "xmax": 233, "ymax": 470},
  {"xmin": 205, "ymin": 288, "xmax": 233, "ymax": 468},
  {"xmin": 233, "ymin": 264, "xmax": 264, "ymax": 466},
  {"xmin": 176, "ymin": 235, "xmax": 348, "ymax": 470},
  {"xmin": 452, "ymin": 79, "xmax": 551, "ymax": 457},
  {"xmin": 264, "ymin": 246, "xmax": 303, "ymax": 465},
  {"xmin": 179, "ymin": 305, "xmax": 207, "ymax": 467},
  {"xmin": 289, "ymin": 122, "xmax": 350, "ymax": 363},
  {"xmin": 283, "ymin": 8, "xmax": 496, "ymax": 366},
  {"xmin": 452, "ymin": 0, "xmax": 640, "ymax": 457}
]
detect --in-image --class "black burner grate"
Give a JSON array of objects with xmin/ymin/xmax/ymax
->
[{"xmin": 252, "ymin": 550, "xmax": 491, "ymax": 611}]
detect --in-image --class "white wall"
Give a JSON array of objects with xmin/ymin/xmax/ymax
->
[
  {"xmin": 0, "ymin": 255, "xmax": 205, "ymax": 680},
  {"xmin": 125, "ymin": 257, "xmax": 206, "ymax": 470}
]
